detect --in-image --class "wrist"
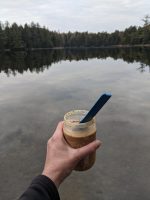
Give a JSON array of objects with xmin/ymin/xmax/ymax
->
[{"xmin": 42, "ymin": 169, "xmax": 62, "ymax": 188}]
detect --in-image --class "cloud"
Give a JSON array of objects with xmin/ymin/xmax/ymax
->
[{"xmin": 0, "ymin": 0, "xmax": 150, "ymax": 32}]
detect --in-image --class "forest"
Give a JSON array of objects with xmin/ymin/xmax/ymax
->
[{"xmin": 0, "ymin": 15, "xmax": 150, "ymax": 50}]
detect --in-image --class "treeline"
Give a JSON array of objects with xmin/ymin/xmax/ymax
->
[
  {"xmin": 0, "ymin": 48, "xmax": 149, "ymax": 75},
  {"xmin": 0, "ymin": 18, "xmax": 150, "ymax": 50}
]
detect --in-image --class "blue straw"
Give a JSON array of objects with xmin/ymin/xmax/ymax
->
[{"xmin": 80, "ymin": 93, "xmax": 112, "ymax": 123}]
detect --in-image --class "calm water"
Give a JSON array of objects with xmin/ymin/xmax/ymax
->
[{"xmin": 0, "ymin": 48, "xmax": 150, "ymax": 200}]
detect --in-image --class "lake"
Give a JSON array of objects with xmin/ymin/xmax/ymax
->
[{"xmin": 0, "ymin": 48, "xmax": 150, "ymax": 200}]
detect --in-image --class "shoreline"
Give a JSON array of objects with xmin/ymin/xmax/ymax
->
[{"xmin": 0, "ymin": 44, "xmax": 150, "ymax": 52}]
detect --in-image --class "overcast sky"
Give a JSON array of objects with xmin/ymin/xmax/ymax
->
[{"xmin": 0, "ymin": 0, "xmax": 150, "ymax": 32}]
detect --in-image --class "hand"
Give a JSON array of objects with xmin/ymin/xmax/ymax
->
[{"xmin": 42, "ymin": 121, "xmax": 102, "ymax": 188}]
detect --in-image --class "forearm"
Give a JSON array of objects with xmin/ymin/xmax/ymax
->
[{"xmin": 18, "ymin": 175, "xmax": 60, "ymax": 200}]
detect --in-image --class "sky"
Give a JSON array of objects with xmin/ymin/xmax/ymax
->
[{"xmin": 0, "ymin": 0, "xmax": 150, "ymax": 33}]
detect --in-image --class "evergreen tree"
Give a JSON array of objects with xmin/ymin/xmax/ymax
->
[
  {"xmin": 0, "ymin": 21, "xmax": 6, "ymax": 50},
  {"xmin": 0, "ymin": 16, "xmax": 150, "ymax": 52},
  {"xmin": 142, "ymin": 15, "xmax": 150, "ymax": 26}
]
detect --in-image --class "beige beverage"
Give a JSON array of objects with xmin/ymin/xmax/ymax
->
[{"xmin": 63, "ymin": 110, "xmax": 96, "ymax": 171}]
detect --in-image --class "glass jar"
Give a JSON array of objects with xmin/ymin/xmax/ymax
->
[{"xmin": 63, "ymin": 110, "xmax": 96, "ymax": 171}]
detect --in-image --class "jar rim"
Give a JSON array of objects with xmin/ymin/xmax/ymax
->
[{"xmin": 64, "ymin": 110, "xmax": 95, "ymax": 127}]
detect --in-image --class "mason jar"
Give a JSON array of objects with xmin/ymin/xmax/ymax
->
[{"xmin": 63, "ymin": 110, "xmax": 96, "ymax": 171}]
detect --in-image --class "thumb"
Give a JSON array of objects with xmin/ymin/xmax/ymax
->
[
  {"xmin": 76, "ymin": 140, "xmax": 102, "ymax": 160},
  {"xmin": 53, "ymin": 121, "xmax": 64, "ymax": 138}
]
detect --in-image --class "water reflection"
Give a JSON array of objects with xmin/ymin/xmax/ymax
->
[
  {"xmin": 0, "ymin": 46, "xmax": 150, "ymax": 200},
  {"xmin": 0, "ymin": 47, "xmax": 150, "ymax": 76},
  {"xmin": 138, "ymin": 63, "xmax": 150, "ymax": 73}
]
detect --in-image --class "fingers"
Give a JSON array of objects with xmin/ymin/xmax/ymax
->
[
  {"xmin": 75, "ymin": 140, "xmax": 102, "ymax": 160},
  {"xmin": 52, "ymin": 122, "xmax": 102, "ymax": 159},
  {"xmin": 53, "ymin": 121, "xmax": 64, "ymax": 138}
]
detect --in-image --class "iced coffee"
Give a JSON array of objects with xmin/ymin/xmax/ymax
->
[{"xmin": 63, "ymin": 110, "xmax": 96, "ymax": 171}]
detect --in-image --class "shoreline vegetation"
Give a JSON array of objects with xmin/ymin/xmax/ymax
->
[{"xmin": 0, "ymin": 17, "xmax": 150, "ymax": 52}]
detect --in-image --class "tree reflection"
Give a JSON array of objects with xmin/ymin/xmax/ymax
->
[
  {"xmin": 137, "ymin": 63, "xmax": 150, "ymax": 73},
  {"xmin": 0, "ymin": 47, "xmax": 150, "ymax": 76}
]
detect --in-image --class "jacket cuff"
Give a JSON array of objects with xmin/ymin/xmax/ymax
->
[{"xmin": 31, "ymin": 175, "xmax": 60, "ymax": 200}]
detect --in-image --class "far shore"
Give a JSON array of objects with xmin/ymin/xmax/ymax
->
[{"xmin": 0, "ymin": 44, "xmax": 150, "ymax": 52}]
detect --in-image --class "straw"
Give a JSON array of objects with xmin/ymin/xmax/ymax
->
[{"xmin": 80, "ymin": 93, "xmax": 112, "ymax": 123}]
